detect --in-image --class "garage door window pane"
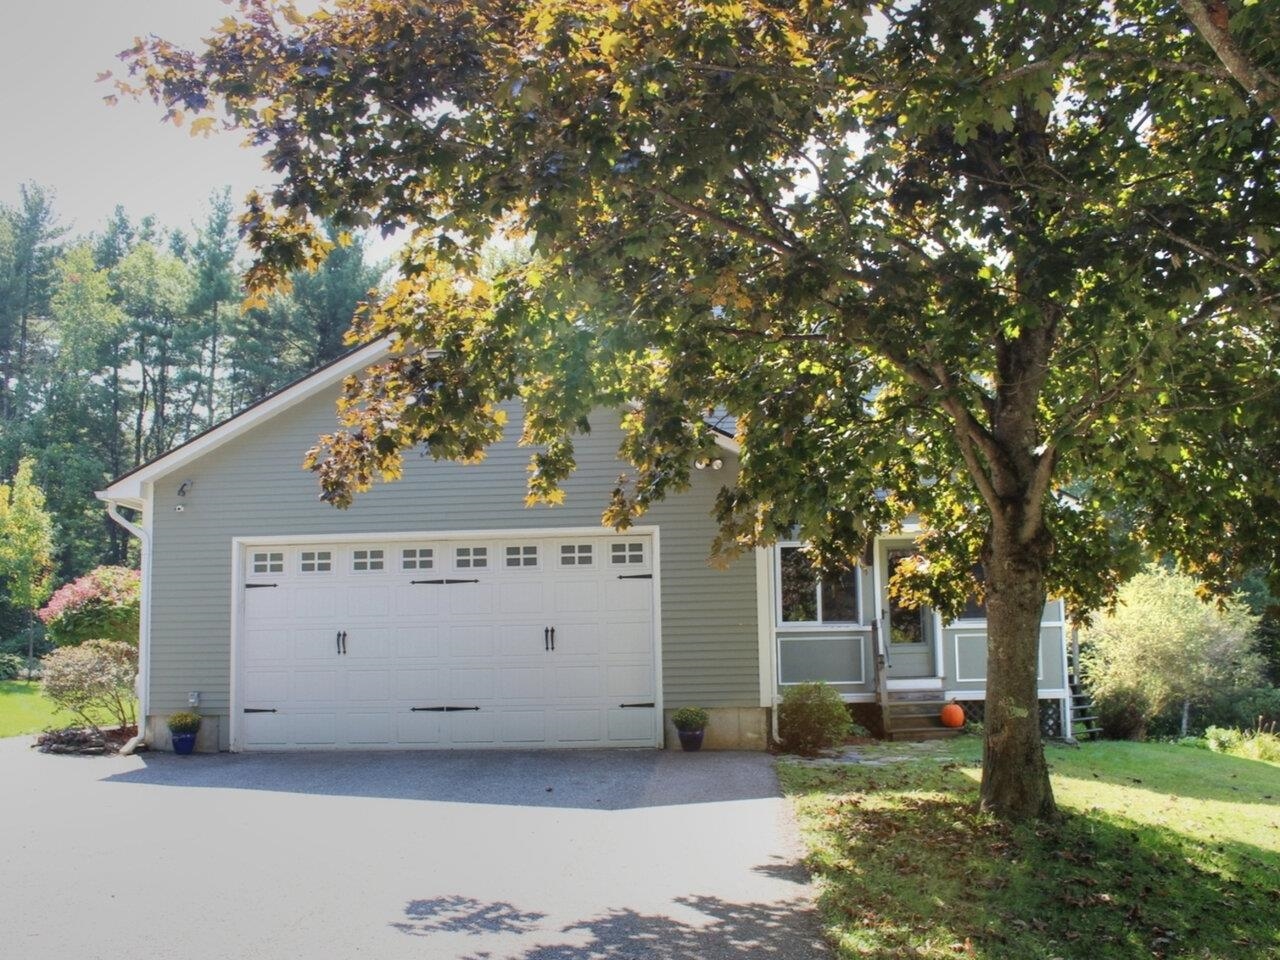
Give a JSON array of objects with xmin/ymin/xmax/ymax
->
[
  {"xmin": 505, "ymin": 545, "xmax": 538, "ymax": 568},
  {"xmin": 300, "ymin": 550, "xmax": 332, "ymax": 573},
  {"xmin": 610, "ymin": 542, "xmax": 645, "ymax": 565},
  {"xmin": 560, "ymin": 543, "xmax": 593, "ymax": 566},
  {"xmin": 456, "ymin": 546, "xmax": 488, "ymax": 569},
  {"xmin": 353, "ymin": 548, "xmax": 384, "ymax": 572},
  {"xmin": 401, "ymin": 547, "xmax": 434, "ymax": 570},
  {"xmin": 252, "ymin": 551, "xmax": 283, "ymax": 574}
]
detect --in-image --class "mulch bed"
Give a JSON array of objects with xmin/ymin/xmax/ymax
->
[{"xmin": 34, "ymin": 725, "xmax": 138, "ymax": 755}]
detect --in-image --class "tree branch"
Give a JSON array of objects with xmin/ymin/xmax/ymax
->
[
  {"xmin": 1179, "ymin": 0, "xmax": 1280, "ymax": 126},
  {"xmin": 653, "ymin": 188, "xmax": 798, "ymax": 258}
]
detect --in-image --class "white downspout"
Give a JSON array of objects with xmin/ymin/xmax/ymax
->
[{"xmin": 100, "ymin": 495, "xmax": 151, "ymax": 751}]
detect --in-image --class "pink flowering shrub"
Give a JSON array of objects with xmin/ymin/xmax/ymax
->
[{"xmin": 37, "ymin": 566, "xmax": 140, "ymax": 647}]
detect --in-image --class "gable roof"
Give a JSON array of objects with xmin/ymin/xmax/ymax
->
[
  {"xmin": 98, "ymin": 339, "xmax": 393, "ymax": 506},
  {"xmin": 97, "ymin": 337, "xmax": 741, "ymax": 507}
]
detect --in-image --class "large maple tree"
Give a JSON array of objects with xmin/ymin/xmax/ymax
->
[{"xmin": 124, "ymin": 0, "xmax": 1279, "ymax": 819}]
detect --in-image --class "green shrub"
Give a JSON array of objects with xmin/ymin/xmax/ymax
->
[
  {"xmin": 40, "ymin": 640, "xmax": 137, "ymax": 731},
  {"xmin": 1080, "ymin": 565, "xmax": 1264, "ymax": 736},
  {"xmin": 670, "ymin": 706, "xmax": 709, "ymax": 732},
  {"xmin": 1095, "ymin": 689, "xmax": 1150, "ymax": 741},
  {"xmin": 1234, "ymin": 730, "xmax": 1280, "ymax": 763},
  {"xmin": 37, "ymin": 566, "xmax": 140, "ymax": 647},
  {"xmin": 1204, "ymin": 725, "xmax": 1243, "ymax": 753},
  {"xmin": 778, "ymin": 682, "xmax": 851, "ymax": 756},
  {"xmin": 0, "ymin": 652, "xmax": 25, "ymax": 679},
  {"xmin": 167, "ymin": 711, "xmax": 202, "ymax": 735},
  {"xmin": 849, "ymin": 722, "xmax": 871, "ymax": 739}
]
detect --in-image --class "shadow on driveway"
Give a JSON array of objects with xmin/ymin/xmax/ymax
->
[
  {"xmin": 102, "ymin": 748, "xmax": 782, "ymax": 810},
  {"xmin": 392, "ymin": 892, "xmax": 825, "ymax": 958}
]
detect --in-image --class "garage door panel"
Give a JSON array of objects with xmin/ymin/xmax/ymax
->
[
  {"xmin": 290, "ymin": 713, "xmax": 338, "ymax": 744},
  {"xmin": 244, "ymin": 588, "xmax": 290, "ymax": 621},
  {"xmin": 243, "ymin": 712, "xmax": 288, "ymax": 746},
  {"xmin": 446, "ymin": 712, "xmax": 497, "ymax": 743},
  {"xmin": 606, "ymin": 664, "xmax": 654, "ymax": 698},
  {"xmin": 244, "ymin": 670, "xmax": 290, "ymax": 702},
  {"xmin": 397, "ymin": 711, "xmax": 442, "ymax": 743},
  {"xmin": 244, "ymin": 629, "xmax": 290, "ymax": 664},
  {"xmin": 239, "ymin": 533, "xmax": 655, "ymax": 750},
  {"xmin": 500, "ymin": 710, "xmax": 546, "ymax": 743},
  {"xmin": 394, "ymin": 585, "xmax": 447, "ymax": 617},
  {"xmin": 292, "ymin": 629, "xmax": 342, "ymax": 662},
  {"xmin": 393, "ymin": 627, "xmax": 440, "ymax": 660},
  {"xmin": 293, "ymin": 586, "xmax": 339, "ymax": 619},
  {"xmin": 394, "ymin": 669, "xmax": 446, "ymax": 702},
  {"xmin": 345, "ymin": 585, "xmax": 392, "ymax": 619},
  {"xmin": 552, "ymin": 665, "xmax": 603, "ymax": 699},
  {"xmin": 345, "ymin": 628, "xmax": 392, "ymax": 661},
  {"xmin": 498, "ymin": 581, "xmax": 547, "ymax": 615},
  {"xmin": 294, "ymin": 669, "xmax": 339, "ymax": 703},
  {"xmin": 552, "ymin": 710, "xmax": 601, "ymax": 742},
  {"xmin": 446, "ymin": 624, "xmax": 495, "ymax": 658},
  {"xmin": 449, "ymin": 583, "xmax": 496, "ymax": 615},
  {"xmin": 608, "ymin": 708, "xmax": 655, "ymax": 742},
  {"xmin": 499, "ymin": 666, "xmax": 547, "ymax": 700},
  {"xmin": 448, "ymin": 668, "xmax": 494, "ymax": 701},
  {"xmin": 496, "ymin": 624, "xmax": 545, "ymax": 658},
  {"xmin": 553, "ymin": 580, "xmax": 600, "ymax": 613},
  {"xmin": 342, "ymin": 712, "xmax": 392, "ymax": 744},
  {"xmin": 604, "ymin": 580, "xmax": 652, "ymax": 612},
  {"xmin": 551, "ymin": 621, "xmax": 602, "ymax": 655},
  {"xmin": 604, "ymin": 621, "xmax": 652, "ymax": 656},
  {"xmin": 345, "ymin": 669, "xmax": 391, "ymax": 701}
]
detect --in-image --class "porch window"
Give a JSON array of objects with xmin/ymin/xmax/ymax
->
[
  {"xmin": 885, "ymin": 548, "xmax": 924, "ymax": 643},
  {"xmin": 959, "ymin": 563, "xmax": 987, "ymax": 620},
  {"xmin": 778, "ymin": 545, "xmax": 860, "ymax": 625}
]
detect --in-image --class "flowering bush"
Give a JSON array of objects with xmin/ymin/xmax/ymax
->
[
  {"xmin": 40, "ymin": 640, "xmax": 137, "ymax": 731},
  {"xmin": 37, "ymin": 566, "xmax": 140, "ymax": 647}
]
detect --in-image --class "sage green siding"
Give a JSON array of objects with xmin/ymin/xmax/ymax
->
[{"xmin": 147, "ymin": 389, "xmax": 757, "ymax": 748}]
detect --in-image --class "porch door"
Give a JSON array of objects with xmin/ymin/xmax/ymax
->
[{"xmin": 879, "ymin": 543, "xmax": 937, "ymax": 679}]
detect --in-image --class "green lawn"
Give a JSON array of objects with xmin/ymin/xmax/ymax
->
[
  {"xmin": 0, "ymin": 680, "xmax": 132, "ymax": 738},
  {"xmin": 782, "ymin": 738, "xmax": 1280, "ymax": 959}
]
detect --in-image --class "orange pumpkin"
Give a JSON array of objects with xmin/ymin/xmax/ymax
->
[{"xmin": 940, "ymin": 702, "xmax": 965, "ymax": 728}]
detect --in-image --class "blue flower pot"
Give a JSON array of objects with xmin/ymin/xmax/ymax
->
[
  {"xmin": 677, "ymin": 729, "xmax": 705, "ymax": 752},
  {"xmin": 171, "ymin": 732, "xmax": 197, "ymax": 755}
]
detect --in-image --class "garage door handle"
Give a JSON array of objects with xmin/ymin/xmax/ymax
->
[
  {"xmin": 244, "ymin": 708, "xmax": 277, "ymax": 714},
  {"xmin": 341, "ymin": 631, "xmax": 348, "ymax": 655},
  {"xmin": 544, "ymin": 626, "xmax": 550, "ymax": 651},
  {"xmin": 336, "ymin": 631, "xmax": 342, "ymax": 654},
  {"xmin": 619, "ymin": 702, "xmax": 655, "ymax": 708},
  {"xmin": 550, "ymin": 626, "xmax": 555, "ymax": 651},
  {"xmin": 617, "ymin": 573, "xmax": 652, "ymax": 579},
  {"xmin": 410, "ymin": 578, "xmax": 480, "ymax": 585},
  {"xmin": 245, "ymin": 582, "xmax": 278, "ymax": 589}
]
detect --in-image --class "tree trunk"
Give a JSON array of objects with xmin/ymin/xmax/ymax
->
[
  {"xmin": 1181, "ymin": 699, "xmax": 1191, "ymax": 738},
  {"xmin": 979, "ymin": 524, "xmax": 1057, "ymax": 821}
]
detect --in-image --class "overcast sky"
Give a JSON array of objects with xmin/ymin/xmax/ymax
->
[{"xmin": 0, "ymin": 1, "xmax": 277, "ymax": 239}]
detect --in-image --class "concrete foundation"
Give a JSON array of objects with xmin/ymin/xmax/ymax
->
[{"xmin": 663, "ymin": 707, "xmax": 769, "ymax": 751}]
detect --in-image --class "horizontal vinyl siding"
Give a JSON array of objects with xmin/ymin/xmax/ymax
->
[{"xmin": 147, "ymin": 388, "xmax": 758, "ymax": 743}]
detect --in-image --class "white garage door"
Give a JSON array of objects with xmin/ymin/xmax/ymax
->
[{"xmin": 236, "ymin": 533, "xmax": 657, "ymax": 749}]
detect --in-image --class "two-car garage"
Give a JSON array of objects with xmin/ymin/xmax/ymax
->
[{"xmin": 233, "ymin": 530, "xmax": 659, "ymax": 750}]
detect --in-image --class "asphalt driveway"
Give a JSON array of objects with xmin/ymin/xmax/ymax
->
[{"xmin": 0, "ymin": 737, "xmax": 825, "ymax": 959}]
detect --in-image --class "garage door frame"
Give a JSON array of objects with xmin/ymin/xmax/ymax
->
[{"xmin": 228, "ymin": 525, "xmax": 664, "ymax": 751}]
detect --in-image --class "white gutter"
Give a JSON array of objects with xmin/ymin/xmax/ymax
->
[{"xmin": 100, "ymin": 493, "xmax": 151, "ymax": 752}]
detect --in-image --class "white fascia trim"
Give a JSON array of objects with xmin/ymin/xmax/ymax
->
[
  {"xmin": 99, "ymin": 338, "xmax": 393, "ymax": 503},
  {"xmin": 946, "ymin": 688, "xmax": 1068, "ymax": 701},
  {"xmin": 231, "ymin": 525, "xmax": 657, "ymax": 547}
]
